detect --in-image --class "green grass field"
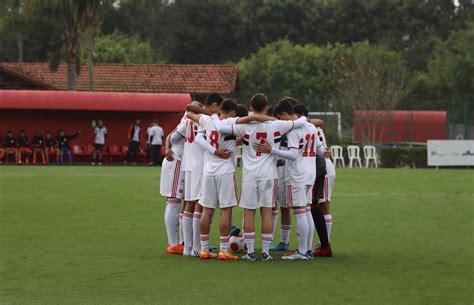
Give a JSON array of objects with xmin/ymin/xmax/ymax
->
[{"xmin": 0, "ymin": 166, "xmax": 473, "ymax": 305}]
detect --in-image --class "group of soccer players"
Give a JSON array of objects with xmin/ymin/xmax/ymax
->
[{"xmin": 159, "ymin": 92, "xmax": 335, "ymax": 261}]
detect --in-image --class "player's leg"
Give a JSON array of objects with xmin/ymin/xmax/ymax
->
[
  {"xmin": 32, "ymin": 148, "xmax": 37, "ymax": 164},
  {"xmin": 197, "ymin": 175, "xmax": 218, "ymax": 259},
  {"xmin": 59, "ymin": 148, "xmax": 65, "ymax": 164},
  {"xmin": 215, "ymin": 173, "xmax": 238, "ymax": 260},
  {"xmin": 182, "ymin": 201, "xmax": 195, "ymax": 256},
  {"xmin": 260, "ymin": 207, "xmax": 274, "ymax": 261},
  {"xmin": 98, "ymin": 146, "xmax": 104, "ymax": 165},
  {"xmin": 164, "ymin": 197, "xmax": 182, "ymax": 254},
  {"xmin": 199, "ymin": 207, "xmax": 216, "ymax": 259},
  {"xmin": 92, "ymin": 147, "xmax": 97, "ymax": 165},
  {"xmin": 242, "ymin": 208, "xmax": 256, "ymax": 261}
]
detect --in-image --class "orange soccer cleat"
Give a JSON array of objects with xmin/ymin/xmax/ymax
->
[
  {"xmin": 199, "ymin": 250, "xmax": 217, "ymax": 260},
  {"xmin": 218, "ymin": 251, "xmax": 239, "ymax": 261},
  {"xmin": 167, "ymin": 244, "xmax": 184, "ymax": 255}
]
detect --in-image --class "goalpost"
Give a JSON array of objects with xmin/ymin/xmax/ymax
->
[{"xmin": 308, "ymin": 112, "xmax": 342, "ymax": 137}]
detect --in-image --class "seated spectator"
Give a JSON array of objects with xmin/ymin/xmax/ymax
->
[
  {"xmin": 32, "ymin": 131, "xmax": 46, "ymax": 165},
  {"xmin": 17, "ymin": 130, "xmax": 32, "ymax": 164},
  {"xmin": 4, "ymin": 130, "xmax": 18, "ymax": 163},
  {"xmin": 57, "ymin": 129, "xmax": 81, "ymax": 165},
  {"xmin": 44, "ymin": 131, "xmax": 59, "ymax": 164},
  {"xmin": 91, "ymin": 120, "xmax": 107, "ymax": 166},
  {"xmin": 0, "ymin": 137, "xmax": 4, "ymax": 162}
]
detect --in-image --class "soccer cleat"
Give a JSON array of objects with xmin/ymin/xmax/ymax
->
[
  {"xmin": 200, "ymin": 250, "xmax": 217, "ymax": 260},
  {"xmin": 261, "ymin": 252, "xmax": 273, "ymax": 262},
  {"xmin": 91, "ymin": 162, "xmax": 96, "ymax": 165},
  {"xmin": 241, "ymin": 252, "xmax": 256, "ymax": 262},
  {"xmin": 218, "ymin": 251, "xmax": 239, "ymax": 261},
  {"xmin": 305, "ymin": 250, "xmax": 314, "ymax": 260},
  {"xmin": 313, "ymin": 245, "xmax": 332, "ymax": 257},
  {"xmin": 230, "ymin": 226, "xmax": 241, "ymax": 237},
  {"xmin": 281, "ymin": 250, "xmax": 309, "ymax": 260},
  {"xmin": 183, "ymin": 247, "xmax": 192, "ymax": 256},
  {"xmin": 167, "ymin": 244, "xmax": 184, "ymax": 255},
  {"xmin": 270, "ymin": 242, "xmax": 290, "ymax": 252},
  {"xmin": 191, "ymin": 250, "xmax": 200, "ymax": 257}
]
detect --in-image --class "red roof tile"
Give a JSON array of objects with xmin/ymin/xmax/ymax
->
[{"xmin": 0, "ymin": 62, "xmax": 239, "ymax": 95}]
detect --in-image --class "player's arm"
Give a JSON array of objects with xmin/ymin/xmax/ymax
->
[
  {"xmin": 186, "ymin": 112, "xmax": 202, "ymax": 123},
  {"xmin": 170, "ymin": 130, "xmax": 184, "ymax": 145},
  {"xmin": 235, "ymin": 114, "xmax": 275, "ymax": 124},
  {"xmin": 186, "ymin": 104, "xmax": 211, "ymax": 116},
  {"xmin": 253, "ymin": 140, "xmax": 298, "ymax": 161},
  {"xmin": 212, "ymin": 116, "xmax": 233, "ymax": 135},
  {"xmin": 195, "ymin": 132, "xmax": 231, "ymax": 159}
]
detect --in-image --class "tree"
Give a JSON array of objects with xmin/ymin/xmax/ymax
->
[
  {"xmin": 0, "ymin": 0, "xmax": 28, "ymax": 62},
  {"xmin": 334, "ymin": 41, "xmax": 410, "ymax": 143},
  {"xmin": 79, "ymin": 0, "xmax": 113, "ymax": 90},
  {"xmin": 81, "ymin": 30, "xmax": 160, "ymax": 64},
  {"xmin": 238, "ymin": 39, "xmax": 335, "ymax": 108}
]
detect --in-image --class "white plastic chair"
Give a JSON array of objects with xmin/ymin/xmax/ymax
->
[
  {"xmin": 363, "ymin": 145, "xmax": 378, "ymax": 168},
  {"xmin": 330, "ymin": 145, "xmax": 345, "ymax": 168},
  {"xmin": 347, "ymin": 145, "xmax": 362, "ymax": 168},
  {"xmin": 235, "ymin": 146, "xmax": 243, "ymax": 167}
]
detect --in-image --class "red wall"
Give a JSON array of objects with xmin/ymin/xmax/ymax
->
[
  {"xmin": 353, "ymin": 111, "xmax": 447, "ymax": 143},
  {"xmin": 0, "ymin": 109, "xmax": 183, "ymax": 149}
]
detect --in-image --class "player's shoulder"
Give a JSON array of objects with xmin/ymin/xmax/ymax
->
[{"xmin": 305, "ymin": 121, "xmax": 318, "ymax": 132}]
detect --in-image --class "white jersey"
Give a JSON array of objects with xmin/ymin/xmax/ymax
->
[
  {"xmin": 94, "ymin": 126, "xmax": 107, "ymax": 144},
  {"xmin": 317, "ymin": 127, "xmax": 336, "ymax": 176},
  {"xmin": 286, "ymin": 122, "xmax": 322, "ymax": 185},
  {"xmin": 149, "ymin": 126, "xmax": 164, "ymax": 145},
  {"xmin": 199, "ymin": 115, "xmax": 237, "ymax": 176},
  {"xmin": 232, "ymin": 120, "xmax": 299, "ymax": 181},
  {"xmin": 176, "ymin": 118, "xmax": 204, "ymax": 173}
]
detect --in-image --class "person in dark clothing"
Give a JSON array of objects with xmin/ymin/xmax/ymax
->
[
  {"xmin": 17, "ymin": 130, "xmax": 32, "ymax": 164},
  {"xmin": 4, "ymin": 130, "xmax": 18, "ymax": 163},
  {"xmin": 124, "ymin": 118, "xmax": 142, "ymax": 164},
  {"xmin": 57, "ymin": 129, "xmax": 81, "ymax": 164},
  {"xmin": 44, "ymin": 131, "xmax": 59, "ymax": 164},
  {"xmin": 32, "ymin": 131, "xmax": 46, "ymax": 165}
]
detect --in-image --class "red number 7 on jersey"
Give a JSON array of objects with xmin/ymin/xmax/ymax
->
[{"xmin": 255, "ymin": 132, "xmax": 267, "ymax": 156}]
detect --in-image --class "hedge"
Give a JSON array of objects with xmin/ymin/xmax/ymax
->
[{"xmin": 379, "ymin": 147, "xmax": 427, "ymax": 168}]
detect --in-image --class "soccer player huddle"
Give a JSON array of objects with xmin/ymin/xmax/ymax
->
[{"xmin": 160, "ymin": 92, "xmax": 335, "ymax": 261}]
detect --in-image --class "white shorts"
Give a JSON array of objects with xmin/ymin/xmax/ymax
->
[
  {"xmin": 276, "ymin": 166, "xmax": 287, "ymax": 208},
  {"xmin": 239, "ymin": 179, "xmax": 277, "ymax": 210},
  {"xmin": 198, "ymin": 173, "xmax": 238, "ymax": 209},
  {"xmin": 286, "ymin": 184, "xmax": 313, "ymax": 208},
  {"xmin": 184, "ymin": 171, "xmax": 203, "ymax": 201},
  {"xmin": 160, "ymin": 158, "xmax": 184, "ymax": 199},
  {"xmin": 318, "ymin": 175, "xmax": 336, "ymax": 204}
]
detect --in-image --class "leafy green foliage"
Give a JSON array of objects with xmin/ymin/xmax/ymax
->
[{"xmin": 380, "ymin": 147, "xmax": 428, "ymax": 168}]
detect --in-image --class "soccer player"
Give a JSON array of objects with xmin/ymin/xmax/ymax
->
[
  {"xmin": 171, "ymin": 93, "xmax": 223, "ymax": 257},
  {"xmin": 92, "ymin": 120, "xmax": 107, "ymax": 165},
  {"xmin": 124, "ymin": 118, "xmax": 142, "ymax": 165},
  {"xmin": 255, "ymin": 103, "xmax": 324, "ymax": 260},
  {"xmin": 32, "ymin": 131, "xmax": 46, "ymax": 164},
  {"xmin": 17, "ymin": 130, "xmax": 32, "ymax": 164},
  {"xmin": 4, "ymin": 130, "xmax": 18, "ymax": 163},
  {"xmin": 313, "ymin": 120, "xmax": 335, "ymax": 256},
  {"xmin": 44, "ymin": 131, "xmax": 59, "ymax": 164},
  {"xmin": 213, "ymin": 93, "xmax": 307, "ymax": 261},
  {"xmin": 148, "ymin": 119, "xmax": 164, "ymax": 166},
  {"xmin": 57, "ymin": 129, "xmax": 80, "ymax": 164},
  {"xmin": 187, "ymin": 99, "xmax": 274, "ymax": 260}
]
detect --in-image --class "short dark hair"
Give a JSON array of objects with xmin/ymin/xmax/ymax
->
[
  {"xmin": 220, "ymin": 99, "xmax": 238, "ymax": 114},
  {"xmin": 274, "ymin": 100, "xmax": 295, "ymax": 116},
  {"xmin": 250, "ymin": 93, "xmax": 268, "ymax": 112},
  {"xmin": 205, "ymin": 92, "xmax": 223, "ymax": 106},
  {"xmin": 293, "ymin": 104, "xmax": 309, "ymax": 117},
  {"xmin": 236, "ymin": 104, "xmax": 249, "ymax": 117},
  {"xmin": 280, "ymin": 96, "xmax": 298, "ymax": 106}
]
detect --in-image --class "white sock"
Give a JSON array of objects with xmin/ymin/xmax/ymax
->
[
  {"xmin": 200, "ymin": 234, "xmax": 209, "ymax": 252},
  {"xmin": 261, "ymin": 233, "xmax": 273, "ymax": 254},
  {"xmin": 306, "ymin": 207, "xmax": 314, "ymax": 252},
  {"xmin": 220, "ymin": 235, "xmax": 230, "ymax": 252},
  {"xmin": 179, "ymin": 213, "xmax": 183, "ymax": 244},
  {"xmin": 164, "ymin": 201, "xmax": 180, "ymax": 246},
  {"xmin": 295, "ymin": 209, "xmax": 308, "ymax": 254},
  {"xmin": 325, "ymin": 214, "xmax": 333, "ymax": 241},
  {"xmin": 281, "ymin": 224, "xmax": 291, "ymax": 244},
  {"xmin": 271, "ymin": 210, "xmax": 278, "ymax": 235},
  {"xmin": 244, "ymin": 232, "xmax": 255, "ymax": 254},
  {"xmin": 192, "ymin": 211, "xmax": 202, "ymax": 252},
  {"xmin": 182, "ymin": 211, "xmax": 193, "ymax": 251}
]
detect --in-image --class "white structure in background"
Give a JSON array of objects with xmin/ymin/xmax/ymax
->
[
  {"xmin": 427, "ymin": 140, "xmax": 474, "ymax": 166},
  {"xmin": 347, "ymin": 145, "xmax": 362, "ymax": 168},
  {"xmin": 309, "ymin": 112, "xmax": 341, "ymax": 137},
  {"xmin": 331, "ymin": 145, "xmax": 345, "ymax": 168},
  {"xmin": 363, "ymin": 145, "xmax": 378, "ymax": 168}
]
